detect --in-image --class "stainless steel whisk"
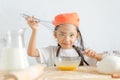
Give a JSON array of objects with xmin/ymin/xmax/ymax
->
[{"xmin": 21, "ymin": 13, "xmax": 54, "ymax": 31}]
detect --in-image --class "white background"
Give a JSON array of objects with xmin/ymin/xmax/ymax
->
[{"xmin": 0, "ymin": 0, "xmax": 120, "ymax": 64}]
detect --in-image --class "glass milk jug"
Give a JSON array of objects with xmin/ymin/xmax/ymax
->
[{"xmin": 0, "ymin": 28, "xmax": 29, "ymax": 71}]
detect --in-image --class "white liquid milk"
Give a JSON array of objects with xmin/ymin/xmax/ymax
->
[{"xmin": 0, "ymin": 48, "xmax": 29, "ymax": 71}]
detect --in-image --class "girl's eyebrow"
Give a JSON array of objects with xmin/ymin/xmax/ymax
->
[{"xmin": 58, "ymin": 31, "xmax": 66, "ymax": 34}]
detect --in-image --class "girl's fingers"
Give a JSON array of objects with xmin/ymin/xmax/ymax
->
[
  {"xmin": 84, "ymin": 48, "xmax": 90, "ymax": 53},
  {"xmin": 84, "ymin": 49, "xmax": 96, "ymax": 57},
  {"xmin": 26, "ymin": 16, "xmax": 39, "ymax": 23},
  {"xmin": 26, "ymin": 17, "xmax": 39, "ymax": 26},
  {"xmin": 91, "ymin": 52, "xmax": 96, "ymax": 57},
  {"xmin": 85, "ymin": 48, "xmax": 92, "ymax": 54},
  {"xmin": 26, "ymin": 16, "xmax": 32, "ymax": 21}
]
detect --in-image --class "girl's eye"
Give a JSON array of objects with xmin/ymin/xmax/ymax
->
[
  {"xmin": 59, "ymin": 34, "xmax": 65, "ymax": 37},
  {"xmin": 70, "ymin": 34, "xmax": 74, "ymax": 37}
]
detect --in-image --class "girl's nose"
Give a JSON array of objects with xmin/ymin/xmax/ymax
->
[{"xmin": 64, "ymin": 36, "xmax": 70, "ymax": 41}]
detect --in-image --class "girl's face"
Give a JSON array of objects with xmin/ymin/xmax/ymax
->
[{"xmin": 54, "ymin": 24, "xmax": 79, "ymax": 49}]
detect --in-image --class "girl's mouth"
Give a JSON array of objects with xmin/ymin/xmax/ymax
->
[{"xmin": 63, "ymin": 43, "xmax": 70, "ymax": 46}]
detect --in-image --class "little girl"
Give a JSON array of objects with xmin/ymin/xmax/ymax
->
[{"xmin": 26, "ymin": 12, "xmax": 102, "ymax": 67}]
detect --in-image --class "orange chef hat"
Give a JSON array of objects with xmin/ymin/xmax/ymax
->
[{"xmin": 52, "ymin": 12, "xmax": 80, "ymax": 27}]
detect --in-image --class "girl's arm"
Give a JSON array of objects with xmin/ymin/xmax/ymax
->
[
  {"xmin": 26, "ymin": 16, "xmax": 40, "ymax": 57},
  {"xmin": 84, "ymin": 48, "xmax": 103, "ymax": 61}
]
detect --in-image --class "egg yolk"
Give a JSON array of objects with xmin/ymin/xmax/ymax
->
[{"xmin": 56, "ymin": 65, "xmax": 78, "ymax": 71}]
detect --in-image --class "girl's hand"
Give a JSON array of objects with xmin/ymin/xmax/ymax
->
[
  {"xmin": 26, "ymin": 16, "xmax": 39, "ymax": 31},
  {"xmin": 84, "ymin": 48, "xmax": 96, "ymax": 59}
]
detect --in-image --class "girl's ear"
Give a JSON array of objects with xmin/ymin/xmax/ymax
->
[
  {"xmin": 76, "ymin": 32, "xmax": 80, "ymax": 38},
  {"xmin": 54, "ymin": 31, "xmax": 57, "ymax": 38}
]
